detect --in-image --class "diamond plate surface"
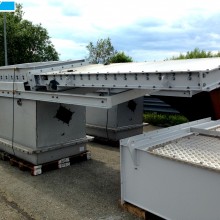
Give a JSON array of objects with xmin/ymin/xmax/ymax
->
[{"xmin": 148, "ymin": 134, "xmax": 220, "ymax": 171}]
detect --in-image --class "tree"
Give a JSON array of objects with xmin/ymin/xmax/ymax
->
[
  {"xmin": 110, "ymin": 51, "xmax": 133, "ymax": 63},
  {"xmin": 86, "ymin": 37, "xmax": 133, "ymax": 64},
  {"xmin": 86, "ymin": 37, "xmax": 116, "ymax": 64},
  {"xmin": 0, "ymin": 4, "xmax": 59, "ymax": 66},
  {"xmin": 169, "ymin": 48, "xmax": 220, "ymax": 60}
]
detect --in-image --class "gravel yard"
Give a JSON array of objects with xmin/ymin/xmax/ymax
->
[
  {"xmin": 0, "ymin": 142, "xmax": 138, "ymax": 220},
  {"xmin": 0, "ymin": 125, "xmax": 158, "ymax": 220}
]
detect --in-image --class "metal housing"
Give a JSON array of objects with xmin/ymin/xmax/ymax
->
[
  {"xmin": 86, "ymin": 97, "xmax": 143, "ymax": 141},
  {"xmin": 120, "ymin": 118, "xmax": 220, "ymax": 219},
  {"xmin": 0, "ymin": 97, "xmax": 89, "ymax": 164}
]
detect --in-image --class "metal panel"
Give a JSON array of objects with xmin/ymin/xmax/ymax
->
[
  {"xmin": 86, "ymin": 106, "xmax": 118, "ymax": 128},
  {"xmin": 116, "ymin": 97, "xmax": 143, "ymax": 127},
  {"xmin": 121, "ymin": 145, "xmax": 220, "ymax": 220},
  {"xmin": 0, "ymin": 59, "xmax": 88, "ymax": 73},
  {"xmin": 0, "ymin": 89, "xmax": 148, "ymax": 108},
  {"xmin": 0, "ymin": 98, "xmax": 87, "ymax": 150},
  {"xmin": 0, "ymin": 97, "xmax": 90, "ymax": 164},
  {"xmin": 109, "ymin": 89, "xmax": 148, "ymax": 106},
  {"xmin": 121, "ymin": 119, "xmax": 220, "ymax": 220},
  {"xmin": 86, "ymin": 124, "xmax": 143, "ymax": 141},
  {"xmin": 86, "ymin": 97, "xmax": 143, "ymax": 140},
  {"xmin": 36, "ymin": 102, "xmax": 86, "ymax": 147},
  {"xmin": 0, "ymin": 58, "xmax": 220, "ymax": 100},
  {"xmin": 35, "ymin": 70, "xmax": 201, "ymax": 92},
  {"xmin": 26, "ymin": 58, "xmax": 220, "ymax": 93},
  {"xmin": 32, "ymin": 58, "xmax": 220, "ymax": 74},
  {"xmin": 149, "ymin": 134, "xmax": 220, "ymax": 171},
  {"xmin": 0, "ymin": 139, "xmax": 89, "ymax": 164},
  {"xmin": 0, "ymin": 97, "xmax": 37, "ymax": 148},
  {"xmin": 0, "ymin": 82, "xmax": 25, "ymax": 91}
]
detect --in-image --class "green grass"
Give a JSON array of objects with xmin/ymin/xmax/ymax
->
[{"xmin": 143, "ymin": 112, "xmax": 188, "ymax": 127}]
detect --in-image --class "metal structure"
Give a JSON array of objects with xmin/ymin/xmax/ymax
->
[
  {"xmin": 86, "ymin": 97, "xmax": 144, "ymax": 141},
  {"xmin": 0, "ymin": 58, "xmax": 219, "ymax": 162},
  {"xmin": 0, "ymin": 57, "xmax": 220, "ymax": 217},
  {"xmin": 120, "ymin": 118, "xmax": 220, "ymax": 220}
]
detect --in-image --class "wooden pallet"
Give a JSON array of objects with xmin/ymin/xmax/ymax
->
[
  {"xmin": 0, "ymin": 150, "xmax": 91, "ymax": 176},
  {"xmin": 119, "ymin": 201, "xmax": 165, "ymax": 220}
]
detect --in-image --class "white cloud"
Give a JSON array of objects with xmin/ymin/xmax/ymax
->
[
  {"xmin": 209, "ymin": 33, "xmax": 220, "ymax": 40},
  {"xmin": 129, "ymin": 49, "xmax": 182, "ymax": 62},
  {"xmin": 51, "ymin": 39, "xmax": 88, "ymax": 60},
  {"xmin": 20, "ymin": 0, "xmax": 220, "ymax": 61}
]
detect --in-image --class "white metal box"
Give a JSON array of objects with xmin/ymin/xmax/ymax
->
[
  {"xmin": 0, "ymin": 97, "xmax": 89, "ymax": 164},
  {"xmin": 121, "ymin": 119, "xmax": 220, "ymax": 220}
]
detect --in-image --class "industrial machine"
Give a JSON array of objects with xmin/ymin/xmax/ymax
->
[
  {"xmin": 0, "ymin": 59, "xmax": 149, "ymax": 165},
  {"xmin": 121, "ymin": 118, "xmax": 220, "ymax": 219},
  {"xmin": 1, "ymin": 57, "xmax": 220, "ymax": 218}
]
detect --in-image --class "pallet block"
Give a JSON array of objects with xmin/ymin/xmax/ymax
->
[
  {"xmin": 119, "ymin": 201, "xmax": 164, "ymax": 220},
  {"xmin": 0, "ymin": 150, "xmax": 91, "ymax": 176}
]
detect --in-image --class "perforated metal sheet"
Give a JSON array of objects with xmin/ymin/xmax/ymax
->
[{"xmin": 148, "ymin": 134, "xmax": 220, "ymax": 171}]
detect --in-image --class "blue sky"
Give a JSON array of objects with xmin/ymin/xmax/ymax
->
[{"xmin": 21, "ymin": 0, "xmax": 220, "ymax": 61}]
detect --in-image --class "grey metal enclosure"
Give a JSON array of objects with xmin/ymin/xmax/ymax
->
[
  {"xmin": 120, "ymin": 118, "xmax": 220, "ymax": 220},
  {"xmin": 86, "ymin": 97, "xmax": 143, "ymax": 141},
  {"xmin": 0, "ymin": 96, "xmax": 89, "ymax": 164}
]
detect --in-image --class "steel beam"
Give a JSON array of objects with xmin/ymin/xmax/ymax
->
[{"xmin": 0, "ymin": 89, "xmax": 149, "ymax": 108}]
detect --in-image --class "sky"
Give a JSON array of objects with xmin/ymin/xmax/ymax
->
[{"xmin": 20, "ymin": 0, "xmax": 220, "ymax": 62}]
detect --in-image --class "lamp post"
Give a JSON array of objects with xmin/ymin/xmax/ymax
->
[
  {"xmin": 0, "ymin": 1, "xmax": 15, "ymax": 66},
  {"xmin": 3, "ymin": 13, "xmax": 8, "ymax": 65}
]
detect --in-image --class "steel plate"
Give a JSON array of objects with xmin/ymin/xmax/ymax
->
[{"xmin": 148, "ymin": 134, "xmax": 220, "ymax": 171}]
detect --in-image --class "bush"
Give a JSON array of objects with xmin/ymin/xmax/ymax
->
[{"xmin": 143, "ymin": 113, "xmax": 188, "ymax": 127}]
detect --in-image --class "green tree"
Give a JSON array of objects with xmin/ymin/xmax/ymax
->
[
  {"xmin": 86, "ymin": 37, "xmax": 116, "ymax": 64},
  {"xmin": 0, "ymin": 4, "xmax": 59, "ymax": 66},
  {"xmin": 110, "ymin": 51, "xmax": 133, "ymax": 63},
  {"xmin": 170, "ymin": 48, "xmax": 220, "ymax": 60},
  {"xmin": 86, "ymin": 37, "xmax": 133, "ymax": 64}
]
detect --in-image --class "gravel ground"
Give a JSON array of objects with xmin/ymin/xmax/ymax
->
[{"xmin": 0, "ymin": 125, "xmax": 158, "ymax": 220}]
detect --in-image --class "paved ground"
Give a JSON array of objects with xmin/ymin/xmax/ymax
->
[{"xmin": 0, "ymin": 125, "xmax": 159, "ymax": 220}]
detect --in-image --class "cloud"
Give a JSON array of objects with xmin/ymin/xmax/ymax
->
[
  {"xmin": 129, "ymin": 49, "xmax": 181, "ymax": 62},
  {"xmin": 47, "ymin": 0, "xmax": 62, "ymax": 7},
  {"xmin": 108, "ymin": 12, "xmax": 220, "ymax": 60},
  {"xmin": 51, "ymin": 39, "xmax": 88, "ymax": 60},
  {"xmin": 21, "ymin": 0, "xmax": 220, "ymax": 61}
]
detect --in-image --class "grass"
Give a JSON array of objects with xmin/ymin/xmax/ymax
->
[{"xmin": 143, "ymin": 112, "xmax": 188, "ymax": 127}]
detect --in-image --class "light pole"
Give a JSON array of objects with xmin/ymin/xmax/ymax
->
[
  {"xmin": 0, "ymin": 1, "xmax": 15, "ymax": 66},
  {"xmin": 3, "ymin": 13, "xmax": 8, "ymax": 65}
]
